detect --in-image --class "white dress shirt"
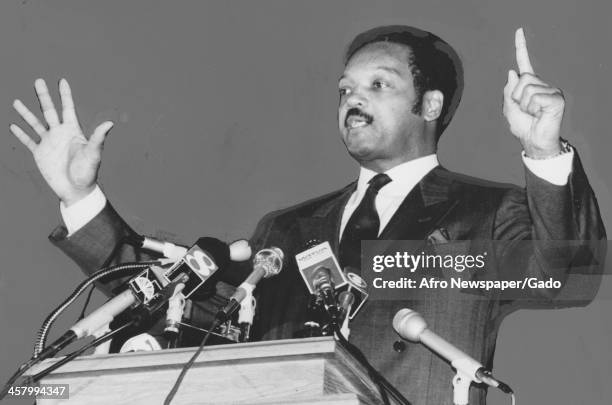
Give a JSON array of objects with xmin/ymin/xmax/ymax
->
[
  {"xmin": 339, "ymin": 154, "xmax": 440, "ymax": 238},
  {"xmin": 61, "ymin": 150, "xmax": 574, "ymax": 237}
]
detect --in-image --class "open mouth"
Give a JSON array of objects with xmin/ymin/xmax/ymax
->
[{"xmin": 344, "ymin": 109, "xmax": 373, "ymax": 129}]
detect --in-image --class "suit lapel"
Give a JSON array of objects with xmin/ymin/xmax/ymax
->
[
  {"xmin": 296, "ymin": 183, "xmax": 355, "ymax": 255},
  {"xmin": 295, "ymin": 166, "xmax": 459, "ymax": 255},
  {"xmin": 380, "ymin": 166, "xmax": 458, "ymax": 241}
]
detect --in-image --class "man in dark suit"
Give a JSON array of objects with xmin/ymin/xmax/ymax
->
[{"xmin": 10, "ymin": 26, "xmax": 605, "ymax": 404}]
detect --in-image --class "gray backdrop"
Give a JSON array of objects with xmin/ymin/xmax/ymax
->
[{"xmin": 1, "ymin": 1, "xmax": 611, "ymax": 404}]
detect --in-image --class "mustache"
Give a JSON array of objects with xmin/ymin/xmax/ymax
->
[{"xmin": 344, "ymin": 108, "xmax": 373, "ymax": 127}]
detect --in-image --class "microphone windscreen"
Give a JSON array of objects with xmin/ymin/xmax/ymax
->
[
  {"xmin": 253, "ymin": 247, "xmax": 284, "ymax": 278},
  {"xmin": 195, "ymin": 237, "xmax": 231, "ymax": 268},
  {"xmin": 229, "ymin": 239, "xmax": 252, "ymax": 261},
  {"xmin": 392, "ymin": 308, "xmax": 428, "ymax": 342},
  {"xmin": 312, "ymin": 266, "xmax": 333, "ymax": 291}
]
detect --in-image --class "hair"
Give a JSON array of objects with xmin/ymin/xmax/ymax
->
[{"xmin": 344, "ymin": 25, "xmax": 464, "ymax": 137}]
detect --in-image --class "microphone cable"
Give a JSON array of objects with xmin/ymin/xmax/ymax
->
[
  {"xmin": 332, "ymin": 322, "xmax": 411, "ymax": 405},
  {"xmin": 25, "ymin": 321, "xmax": 134, "ymax": 385},
  {"xmin": 0, "ymin": 261, "xmax": 158, "ymax": 400},
  {"xmin": 163, "ymin": 318, "xmax": 221, "ymax": 405}
]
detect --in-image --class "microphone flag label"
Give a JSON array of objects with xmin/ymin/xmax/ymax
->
[
  {"xmin": 164, "ymin": 244, "xmax": 220, "ymax": 298},
  {"xmin": 129, "ymin": 267, "xmax": 165, "ymax": 305},
  {"xmin": 338, "ymin": 272, "xmax": 369, "ymax": 319},
  {"xmin": 296, "ymin": 241, "xmax": 348, "ymax": 294}
]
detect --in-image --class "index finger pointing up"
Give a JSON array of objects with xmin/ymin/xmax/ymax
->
[{"xmin": 515, "ymin": 28, "xmax": 535, "ymax": 75}]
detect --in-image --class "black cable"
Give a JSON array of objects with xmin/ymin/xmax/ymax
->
[
  {"xmin": 0, "ymin": 322, "xmax": 133, "ymax": 401},
  {"xmin": 3, "ymin": 259, "xmax": 170, "ymax": 401},
  {"xmin": 27, "ymin": 322, "xmax": 134, "ymax": 384},
  {"xmin": 333, "ymin": 326, "xmax": 389, "ymax": 405},
  {"xmin": 163, "ymin": 319, "xmax": 221, "ymax": 405},
  {"xmin": 0, "ymin": 358, "xmax": 39, "ymax": 400},
  {"xmin": 77, "ymin": 284, "xmax": 96, "ymax": 320},
  {"xmin": 333, "ymin": 323, "xmax": 411, "ymax": 405},
  {"xmin": 1, "ymin": 261, "xmax": 159, "ymax": 399}
]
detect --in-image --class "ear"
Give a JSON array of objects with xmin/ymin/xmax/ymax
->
[{"xmin": 421, "ymin": 90, "xmax": 444, "ymax": 122}]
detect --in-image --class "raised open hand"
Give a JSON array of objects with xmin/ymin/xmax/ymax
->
[
  {"xmin": 503, "ymin": 28, "xmax": 564, "ymax": 158},
  {"xmin": 10, "ymin": 79, "xmax": 113, "ymax": 206}
]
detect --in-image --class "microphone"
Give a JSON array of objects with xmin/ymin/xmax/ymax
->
[
  {"xmin": 392, "ymin": 309, "xmax": 512, "ymax": 393},
  {"xmin": 38, "ymin": 238, "xmax": 248, "ymax": 362},
  {"xmin": 162, "ymin": 238, "xmax": 251, "ymax": 339},
  {"xmin": 312, "ymin": 266, "xmax": 340, "ymax": 321},
  {"xmin": 35, "ymin": 273, "xmax": 188, "ymax": 362},
  {"xmin": 216, "ymin": 247, "xmax": 284, "ymax": 322},
  {"xmin": 337, "ymin": 290, "xmax": 355, "ymax": 338},
  {"xmin": 296, "ymin": 241, "xmax": 348, "ymax": 294},
  {"xmin": 164, "ymin": 293, "xmax": 186, "ymax": 336},
  {"xmin": 295, "ymin": 241, "xmax": 350, "ymax": 333},
  {"xmin": 127, "ymin": 234, "xmax": 251, "ymax": 263},
  {"xmin": 338, "ymin": 290, "xmax": 355, "ymax": 321},
  {"xmin": 162, "ymin": 238, "xmax": 251, "ymax": 298},
  {"xmin": 127, "ymin": 233, "xmax": 188, "ymax": 261},
  {"xmin": 237, "ymin": 294, "xmax": 256, "ymax": 342},
  {"xmin": 338, "ymin": 269, "xmax": 369, "ymax": 320}
]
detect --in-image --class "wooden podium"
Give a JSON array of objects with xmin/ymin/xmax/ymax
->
[{"xmin": 26, "ymin": 337, "xmax": 384, "ymax": 404}]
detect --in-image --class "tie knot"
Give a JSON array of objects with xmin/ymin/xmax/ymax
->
[{"xmin": 367, "ymin": 173, "xmax": 391, "ymax": 193}]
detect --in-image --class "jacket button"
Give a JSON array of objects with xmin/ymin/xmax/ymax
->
[{"xmin": 393, "ymin": 340, "xmax": 406, "ymax": 353}]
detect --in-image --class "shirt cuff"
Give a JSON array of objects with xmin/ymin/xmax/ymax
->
[
  {"xmin": 59, "ymin": 185, "xmax": 107, "ymax": 236},
  {"xmin": 522, "ymin": 147, "xmax": 574, "ymax": 186}
]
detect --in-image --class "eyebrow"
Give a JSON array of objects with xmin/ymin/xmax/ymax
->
[
  {"xmin": 338, "ymin": 66, "xmax": 403, "ymax": 82},
  {"xmin": 374, "ymin": 66, "xmax": 403, "ymax": 76}
]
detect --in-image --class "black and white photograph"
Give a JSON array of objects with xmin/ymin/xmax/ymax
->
[{"xmin": 0, "ymin": 1, "xmax": 610, "ymax": 404}]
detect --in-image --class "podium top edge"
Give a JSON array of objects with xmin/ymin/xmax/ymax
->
[{"xmin": 26, "ymin": 336, "xmax": 341, "ymax": 376}]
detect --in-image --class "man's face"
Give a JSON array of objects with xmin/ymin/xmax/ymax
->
[{"xmin": 338, "ymin": 42, "xmax": 424, "ymax": 170}]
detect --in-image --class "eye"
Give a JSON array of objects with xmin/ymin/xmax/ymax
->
[
  {"xmin": 372, "ymin": 80, "xmax": 388, "ymax": 89},
  {"xmin": 339, "ymin": 87, "xmax": 350, "ymax": 96}
]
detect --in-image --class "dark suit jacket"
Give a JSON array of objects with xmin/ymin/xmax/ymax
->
[{"xmin": 50, "ymin": 155, "xmax": 605, "ymax": 405}]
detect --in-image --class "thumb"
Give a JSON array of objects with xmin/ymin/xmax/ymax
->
[
  {"xmin": 88, "ymin": 121, "xmax": 114, "ymax": 152},
  {"xmin": 503, "ymin": 70, "xmax": 519, "ymax": 100}
]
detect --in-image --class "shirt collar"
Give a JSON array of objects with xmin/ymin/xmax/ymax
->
[{"xmin": 357, "ymin": 154, "xmax": 439, "ymax": 197}]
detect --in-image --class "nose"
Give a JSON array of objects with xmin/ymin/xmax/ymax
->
[{"xmin": 345, "ymin": 89, "xmax": 367, "ymax": 108}]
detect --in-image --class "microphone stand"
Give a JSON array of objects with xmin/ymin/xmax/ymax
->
[
  {"xmin": 450, "ymin": 360, "xmax": 514, "ymax": 405},
  {"xmin": 310, "ymin": 274, "xmax": 408, "ymax": 405},
  {"xmin": 451, "ymin": 365, "xmax": 474, "ymax": 405},
  {"xmin": 0, "ymin": 318, "xmax": 137, "ymax": 402},
  {"xmin": 25, "ymin": 297, "xmax": 171, "ymax": 385},
  {"xmin": 25, "ymin": 322, "xmax": 134, "ymax": 384}
]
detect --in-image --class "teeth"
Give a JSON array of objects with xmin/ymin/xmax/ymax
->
[
  {"xmin": 346, "ymin": 116, "xmax": 368, "ymax": 129},
  {"xmin": 349, "ymin": 121, "xmax": 367, "ymax": 129}
]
